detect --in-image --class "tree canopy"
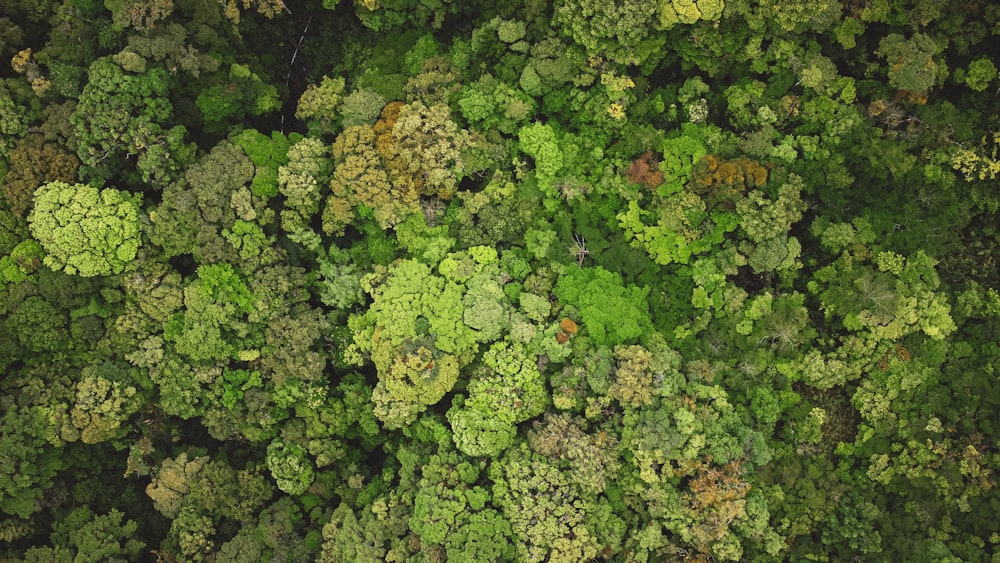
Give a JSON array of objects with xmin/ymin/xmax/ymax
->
[{"xmin": 2, "ymin": 0, "xmax": 1000, "ymax": 561}]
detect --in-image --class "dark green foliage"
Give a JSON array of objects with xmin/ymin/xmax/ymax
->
[
  {"xmin": 149, "ymin": 139, "xmax": 255, "ymax": 261},
  {"xmin": 71, "ymin": 57, "xmax": 194, "ymax": 187},
  {"xmin": 196, "ymin": 64, "xmax": 280, "ymax": 132},
  {"xmin": 0, "ymin": 404, "xmax": 67, "ymax": 518},
  {"xmin": 42, "ymin": 507, "xmax": 144, "ymax": 562}
]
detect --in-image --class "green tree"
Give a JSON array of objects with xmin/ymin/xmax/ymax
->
[
  {"xmin": 878, "ymin": 33, "xmax": 941, "ymax": 92},
  {"xmin": 458, "ymin": 74, "xmax": 535, "ymax": 134},
  {"xmin": 0, "ymin": 81, "xmax": 27, "ymax": 166},
  {"xmin": 196, "ymin": 63, "xmax": 281, "ymax": 132},
  {"xmin": 43, "ymin": 507, "xmax": 144, "ymax": 562},
  {"xmin": 104, "ymin": 0, "xmax": 174, "ymax": 30},
  {"xmin": 295, "ymin": 75, "xmax": 346, "ymax": 136},
  {"xmin": 553, "ymin": 0, "xmax": 661, "ymax": 65},
  {"xmin": 352, "ymin": 258, "xmax": 467, "ymax": 428},
  {"xmin": 0, "ymin": 404, "xmax": 66, "ymax": 518},
  {"xmin": 266, "ymin": 440, "xmax": 315, "ymax": 496},
  {"xmin": 386, "ymin": 100, "xmax": 472, "ymax": 201},
  {"xmin": 736, "ymin": 176, "xmax": 808, "ymax": 276},
  {"xmin": 527, "ymin": 412, "xmax": 621, "ymax": 494},
  {"xmin": 71, "ymin": 57, "xmax": 193, "ymax": 186},
  {"xmin": 490, "ymin": 443, "xmax": 604, "ymax": 562},
  {"xmin": 659, "ymin": 0, "xmax": 725, "ymax": 29},
  {"xmin": 351, "ymin": 247, "xmax": 518, "ymax": 428},
  {"xmin": 149, "ymin": 140, "xmax": 255, "ymax": 261},
  {"xmin": 67, "ymin": 362, "xmax": 142, "ymax": 444},
  {"xmin": 449, "ymin": 340, "xmax": 548, "ymax": 457},
  {"xmin": 338, "ymin": 88, "xmax": 387, "ymax": 128},
  {"xmin": 554, "ymin": 265, "xmax": 652, "ymax": 346},
  {"xmin": 167, "ymin": 262, "xmax": 258, "ymax": 363},
  {"xmin": 960, "ymin": 58, "xmax": 997, "ymax": 92},
  {"xmin": 518, "ymin": 122, "xmax": 563, "ymax": 193},
  {"xmin": 751, "ymin": 0, "xmax": 840, "ymax": 32},
  {"xmin": 278, "ymin": 137, "xmax": 331, "ymax": 236},
  {"xmin": 28, "ymin": 181, "xmax": 141, "ymax": 277}
]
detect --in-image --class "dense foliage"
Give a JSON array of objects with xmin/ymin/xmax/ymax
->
[{"xmin": 2, "ymin": 0, "xmax": 1000, "ymax": 560}]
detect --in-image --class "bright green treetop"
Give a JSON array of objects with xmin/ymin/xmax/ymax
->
[
  {"xmin": 554, "ymin": 265, "xmax": 652, "ymax": 346},
  {"xmin": 28, "ymin": 181, "xmax": 141, "ymax": 277}
]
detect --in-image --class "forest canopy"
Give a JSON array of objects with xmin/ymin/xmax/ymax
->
[{"xmin": 1, "ymin": 0, "xmax": 1000, "ymax": 561}]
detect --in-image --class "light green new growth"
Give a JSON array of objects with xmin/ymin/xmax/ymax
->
[{"xmin": 28, "ymin": 181, "xmax": 141, "ymax": 277}]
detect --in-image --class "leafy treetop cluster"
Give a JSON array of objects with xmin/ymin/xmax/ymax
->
[{"xmin": 1, "ymin": 0, "xmax": 1000, "ymax": 561}]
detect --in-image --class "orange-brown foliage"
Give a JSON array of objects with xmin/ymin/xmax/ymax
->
[
  {"xmin": 626, "ymin": 151, "xmax": 665, "ymax": 189},
  {"xmin": 688, "ymin": 155, "xmax": 768, "ymax": 209},
  {"xmin": 373, "ymin": 101, "xmax": 405, "ymax": 159},
  {"xmin": 895, "ymin": 344, "xmax": 911, "ymax": 362},
  {"xmin": 683, "ymin": 458, "xmax": 753, "ymax": 553},
  {"xmin": 559, "ymin": 318, "xmax": 578, "ymax": 334},
  {"xmin": 687, "ymin": 459, "xmax": 751, "ymax": 503}
]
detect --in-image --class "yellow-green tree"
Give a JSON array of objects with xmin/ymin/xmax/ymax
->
[{"xmin": 27, "ymin": 181, "xmax": 141, "ymax": 277}]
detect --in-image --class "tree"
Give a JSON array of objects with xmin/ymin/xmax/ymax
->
[
  {"xmin": 406, "ymin": 446, "xmax": 514, "ymax": 559},
  {"xmin": 553, "ymin": 0, "xmax": 660, "ymax": 65},
  {"xmin": 278, "ymin": 137, "xmax": 331, "ymax": 236},
  {"xmin": 196, "ymin": 63, "xmax": 281, "ymax": 132},
  {"xmin": 689, "ymin": 155, "xmax": 768, "ymax": 210},
  {"xmin": 682, "ymin": 459, "xmax": 754, "ymax": 558},
  {"xmin": 68, "ymin": 362, "xmax": 142, "ymax": 444},
  {"xmin": 0, "ymin": 133, "xmax": 79, "ymax": 217},
  {"xmin": 0, "ymin": 81, "xmax": 27, "ymax": 166},
  {"xmin": 349, "ymin": 0, "xmax": 467, "ymax": 32},
  {"xmin": 518, "ymin": 122, "xmax": 563, "ymax": 192},
  {"xmin": 458, "ymin": 74, "xmax": 535, "ymax": 134},
  {"xmin": 149, "ymin": 140, "xmax": 255, "ymax": 261},
  {"xmin": 353, "ymin": 259, "xmax": 465, "ymax": 428},
  {"xmin": 444, "ymin": 509, "xmax": 516, "ymax": 562},
  {"xmin": 266, "ymin": 440, "xmax": 315, "ymax": 496},
  {"xmin": 295, "ymin": 76, "xmax": 346, "ymax": 136},
  {"xmin": 960, "ymin": 58, "xmax": 997, "ymax": 92},
  {"xmin": 735, "ymin": 175, "xmax": 808, "ymax": 276},
  {"xmin": 659, "ymin": 0, "xmax": 725, "ymax": 28},
  {"xmin": 0, "ymin": 404, "xmax": 67, "ymax": 519},
  {"xmin": 554, "ymin": 265, "xmax": 652, "ymax": 346},
  {"xmin": 527, "ymin": 412, "xmax": 621, "ymax": 494},
  {"xmin": 489, "ymin": 443, "xmax": 604, "ymax": 562},
  {"xmin": 610, "ymin": 344, "xmax": 657, "ymax": 407},
  {"xmin": 71, "ymin": 57, "xmax": 193, "ymax": 187},
  {"xmin": 323, "ymin": 124, "xmax": 395, "ymax": 233},
  {"xmin": 751, "ymin": 0, "xmax": 840, "ymax": 32},
  {"xmin": 104, "ymin": 0, "xmax": 174, "ymax": 30},
  {"xmin": 123, "ymin": 22, "xmax": 222, "ymax": 78},
  {"xmin": 43, "ymin": 507, "xmax": 144, "ymax": 562},
  {"xmin": 387, "ymin": 100, "xmax": 472, "ymax": 201},
  {"xmin": 338, "ymin": 88, "xmax": 387, "ymax": 128},
  {"xmin": 27, "ymin": 181, "xmax": 141, "ymax": 277},
  {"xmin": 167, "ymin": 262, "xmax": 258, "ymax": 363},
  {"xmin": 217, "ymin": 0, "xmax": 287, "ymax": 25},
  {"xmin": 878, "ymin": 33, "xmax": 941, "ymax": 93},
  {"xmin": 449, "ymin": 340, "xmax": 548, "ymax": 457}
]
